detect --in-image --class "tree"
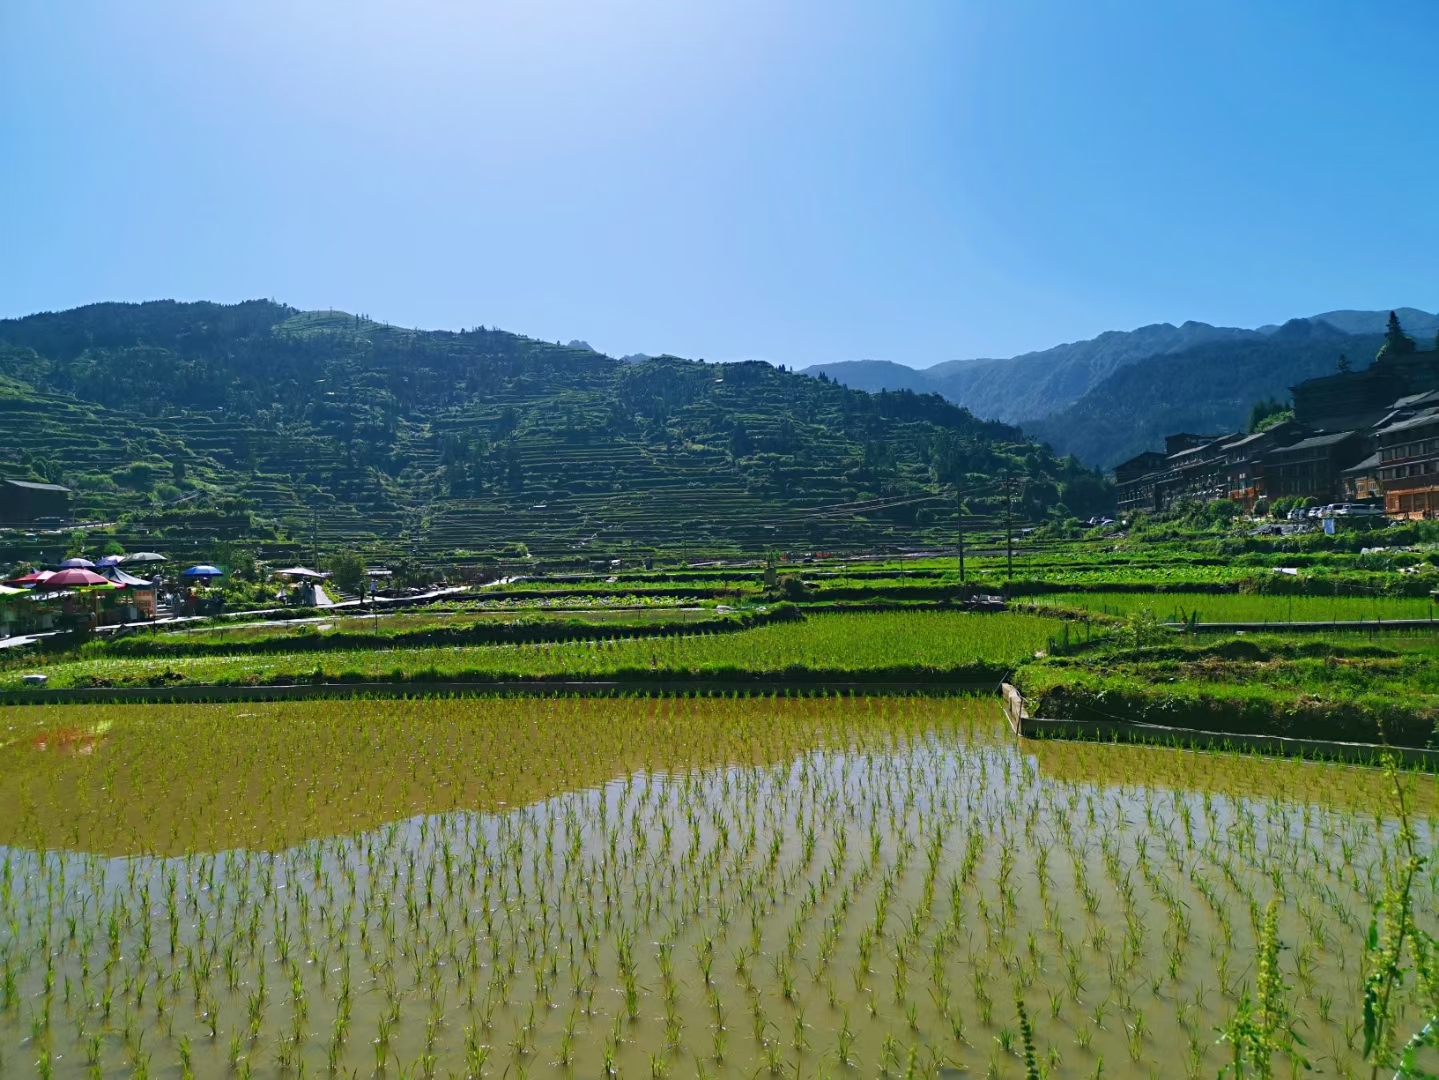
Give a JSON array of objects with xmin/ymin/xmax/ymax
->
[
  {"xmin": 730, "ymin": 420, "xmax": 753, "ymax": 458},
  {"xmin": 506, "ymin": 454, "xmax": 524, "ymax": 493},
  {"xmin": 228, "ymin": 548, "xmax": 258, "ymax": 581},
  {"xmin": 776, "ymin": 417, "xmax": 798, "ymax": 453},
  {"xmin": 1337, "ymin": 353, "xmax": 1350, "ymax": 373},
  {"xmin": 1058, "ymin": 474, "xmax": 1114, "ymax": 518},
  {"xmin": 1247, "ymin": 397, "xmax": 1292, "ymax": 433},
  {"xmin": 325, "ymin": 550, "xmax": 365, "ymax": 595},
  {"xmin": 1378, "ymin": 311, "xmax": 1417, "ymax": 360}
]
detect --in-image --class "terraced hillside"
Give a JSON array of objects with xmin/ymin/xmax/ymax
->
[{"xmin": 0, "ymin": 301, "xmax": 1108, "ymax": 559}]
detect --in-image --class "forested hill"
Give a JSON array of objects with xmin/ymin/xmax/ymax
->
[
  {"xmin": 803, "ymin": 320, "xmax": 1262, "ymax": 423},
  {"xmin": 1027, "ymin": 329, "xmax": 1388, "ymax": 468},
  {"xmin": 0, "ymin": 300, "xmax": 1107, "ymax": 559}
]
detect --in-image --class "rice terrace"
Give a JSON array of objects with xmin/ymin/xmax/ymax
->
[{"xmin": 7, "ymin": 14, "xmax": 1439, "ymax": 1074}]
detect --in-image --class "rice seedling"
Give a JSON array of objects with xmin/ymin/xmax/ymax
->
[{"xmin": 0, "ymin": 693, "xmax": 1433, "ymax": 1077}]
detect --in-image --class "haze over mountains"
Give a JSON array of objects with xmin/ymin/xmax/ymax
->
[{"xmin": 801, "ymin": 308, "xmax": 1439, "ymax": 469}]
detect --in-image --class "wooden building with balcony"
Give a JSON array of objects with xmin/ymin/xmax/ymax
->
[
  {"xmin": 1262, "ymin": 431, "xmax": 1364, "ymax": 502},
  {"xmin": 1375, "ymin": 409, "xmax": 1439, "ymax": 518}
]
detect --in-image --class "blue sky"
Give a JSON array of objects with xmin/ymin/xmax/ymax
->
[{"xmin": 2, "ymin": 1, "xmax": 1436, "ymax": 365}]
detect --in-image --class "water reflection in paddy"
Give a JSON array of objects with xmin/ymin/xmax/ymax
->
[{"xmin": 1, "ymin": 696, "xmax": 1434, "ymax": 1078}]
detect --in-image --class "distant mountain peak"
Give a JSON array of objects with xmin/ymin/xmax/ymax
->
[
  {"xmin": 1304, "ymin": 307, "xmax": 1439, "ymax": 336},
  {"xmin": 1270, "ymin": 317, "xmax": 1348, "ymax": 341},
  {"xmin": 809, "ymin": 318, "xmax": 1260, "ymax": 426}
]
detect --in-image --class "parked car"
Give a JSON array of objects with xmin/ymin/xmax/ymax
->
[
  {"xmin": 1287, "ymin": 508, "xmax": 1308, "ymax": 521},
  {"xmin": 1333, "ymin": 503, "xmax": 1384, "ymax": 517}
]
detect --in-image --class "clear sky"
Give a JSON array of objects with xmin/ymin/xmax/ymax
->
[{"xmin": 3, "ymin": 1, "xmax": 1436, "ymax": 366}]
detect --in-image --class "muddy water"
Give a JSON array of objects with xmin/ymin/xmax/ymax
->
[{"xmin": 0, "ymin": 695, "xmax": 1434, "ymax": 1078}]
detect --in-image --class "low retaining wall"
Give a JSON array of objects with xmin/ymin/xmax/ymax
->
[
  {"xmin": 999, "ymin": 682, "xmax": 1439, "ymax": 770},
  {"xmin": 0, "ymin": 678, "xmax": 1004, "ymax": 707}
]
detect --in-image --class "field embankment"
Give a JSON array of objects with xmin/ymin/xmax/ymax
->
[{"xmin": 1015, "ymin": 635, "xmax": 1439, "ymax": 749}]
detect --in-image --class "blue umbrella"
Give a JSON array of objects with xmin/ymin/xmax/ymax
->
[
  {"xmin": 96, "ymin": 555, "xmax": 123, "ymax": 566},
  {"xmin": 181, "ymin": 564, "xmax": 224, "ymax": 578},
  {"xmin": 59, "ymin": 557, "xmax": 96, "ymax": 569}
]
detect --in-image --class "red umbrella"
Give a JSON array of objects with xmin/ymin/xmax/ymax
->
[
  {"xmin": 46, "ymin": 568, "xmax": 114, "ymax": 587},
  {"xmin": 4, "ymin": 571, "xmax": 52, "ymax": 587}
]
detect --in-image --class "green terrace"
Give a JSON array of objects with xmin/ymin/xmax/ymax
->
[
  {"xmin": 0, "ymin": 610, "xmax": 1061, "ymax": 690},
  {"xmin": 1015, "ymin": 631, "xmax": 1439, "ymax": 750}
]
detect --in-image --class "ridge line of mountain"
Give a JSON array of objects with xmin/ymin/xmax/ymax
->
[{"xmin": 799, "ymin": 308, "xmax": 1439, "ymax": 468}]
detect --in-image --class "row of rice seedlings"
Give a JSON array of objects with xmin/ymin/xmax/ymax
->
[
  {"xmin": 3, "ymin": 610, "xmax": 1064, "ymax": 688},
  {"xmin": 0, "ymin": 694, "xmax": 1434, "ymax": 1078}
]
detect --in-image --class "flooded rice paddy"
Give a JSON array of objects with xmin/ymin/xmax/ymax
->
[{"xmin": 0, "ymin": 696, "xmax": 1435, "ymax": 1078}]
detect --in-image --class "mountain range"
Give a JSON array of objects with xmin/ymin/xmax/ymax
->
[{"xmin": 802, "ymin": 308, "xmax": 1439, "ymax": 468}]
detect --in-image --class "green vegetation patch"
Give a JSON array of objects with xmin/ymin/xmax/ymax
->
[
  {"xmin": 1018, "ymin": 634, "xmax": 1439, "ymax": 747},
  {"xmin": 92, "ymin": 603, "xmax": 798, "ymax": 658},
  {"xmin": 1020, "ymin": 591, "xmax": 1439, "ymax": 624},
  {"xmin": 4, "ymin": 610, "xmax": 1062, "ymax": 690}
]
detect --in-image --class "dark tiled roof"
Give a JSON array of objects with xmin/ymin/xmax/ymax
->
[
  {"xmin": 1375, "ymin": 408, "xmax": 1439, "ymax": 438},
  {"xmin": 1, "ymin": 478, "xmax": 71, "ymax": 493},
  {"xmin": 1267, "ymin": 430, "xmax": 1357, "ymax": 456},
  {"xmin": 1390, "ymin": 389, "xmax": 1439, "ymax": 409},
  {"xmin": 1341, "ymin": 452, "xmax": 1381, "ymax": 475},
  {"xmin": 1221, "ymin": 430, "xmax": 1271, "ymax": 450}
]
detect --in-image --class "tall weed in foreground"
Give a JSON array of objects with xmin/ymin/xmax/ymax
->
[
  {"xmin": 1216, "ymin": 899, "xmax": 1308, "ymax": 1078},
  {"xmin": 1361, "ymin": 757, "xmax": 1437, "ymax": 1078}
]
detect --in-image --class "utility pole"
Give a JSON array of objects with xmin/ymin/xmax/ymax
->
[
  {"xmin": 956, "ymin": 490, "xmax": 966, "ymax": 584},
  {"xmin": 1005, "ymin": 476, "xmax": 1014, "ymax": 580},
  {"xmin": 312, "ymin": 508, "xmax": 319, "ymax": 569}
]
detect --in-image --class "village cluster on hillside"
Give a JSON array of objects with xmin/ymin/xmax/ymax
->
[{"xmin": 1115, "ymin": 313, "xmax": 1439, "ymax": 519}]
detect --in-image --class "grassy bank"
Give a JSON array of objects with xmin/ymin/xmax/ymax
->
[
  {"xmin": 1019, "ymin": 590, "xmax": 1439, "ymax": 623},
  {"xmin": 1016, "ymin": 634, "xmax": 1439, "ymax": 748}
]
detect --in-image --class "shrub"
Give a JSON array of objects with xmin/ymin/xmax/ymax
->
[{"xmin": 325, "ymin": 550, "xmax": 366, "ymax": 595}]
